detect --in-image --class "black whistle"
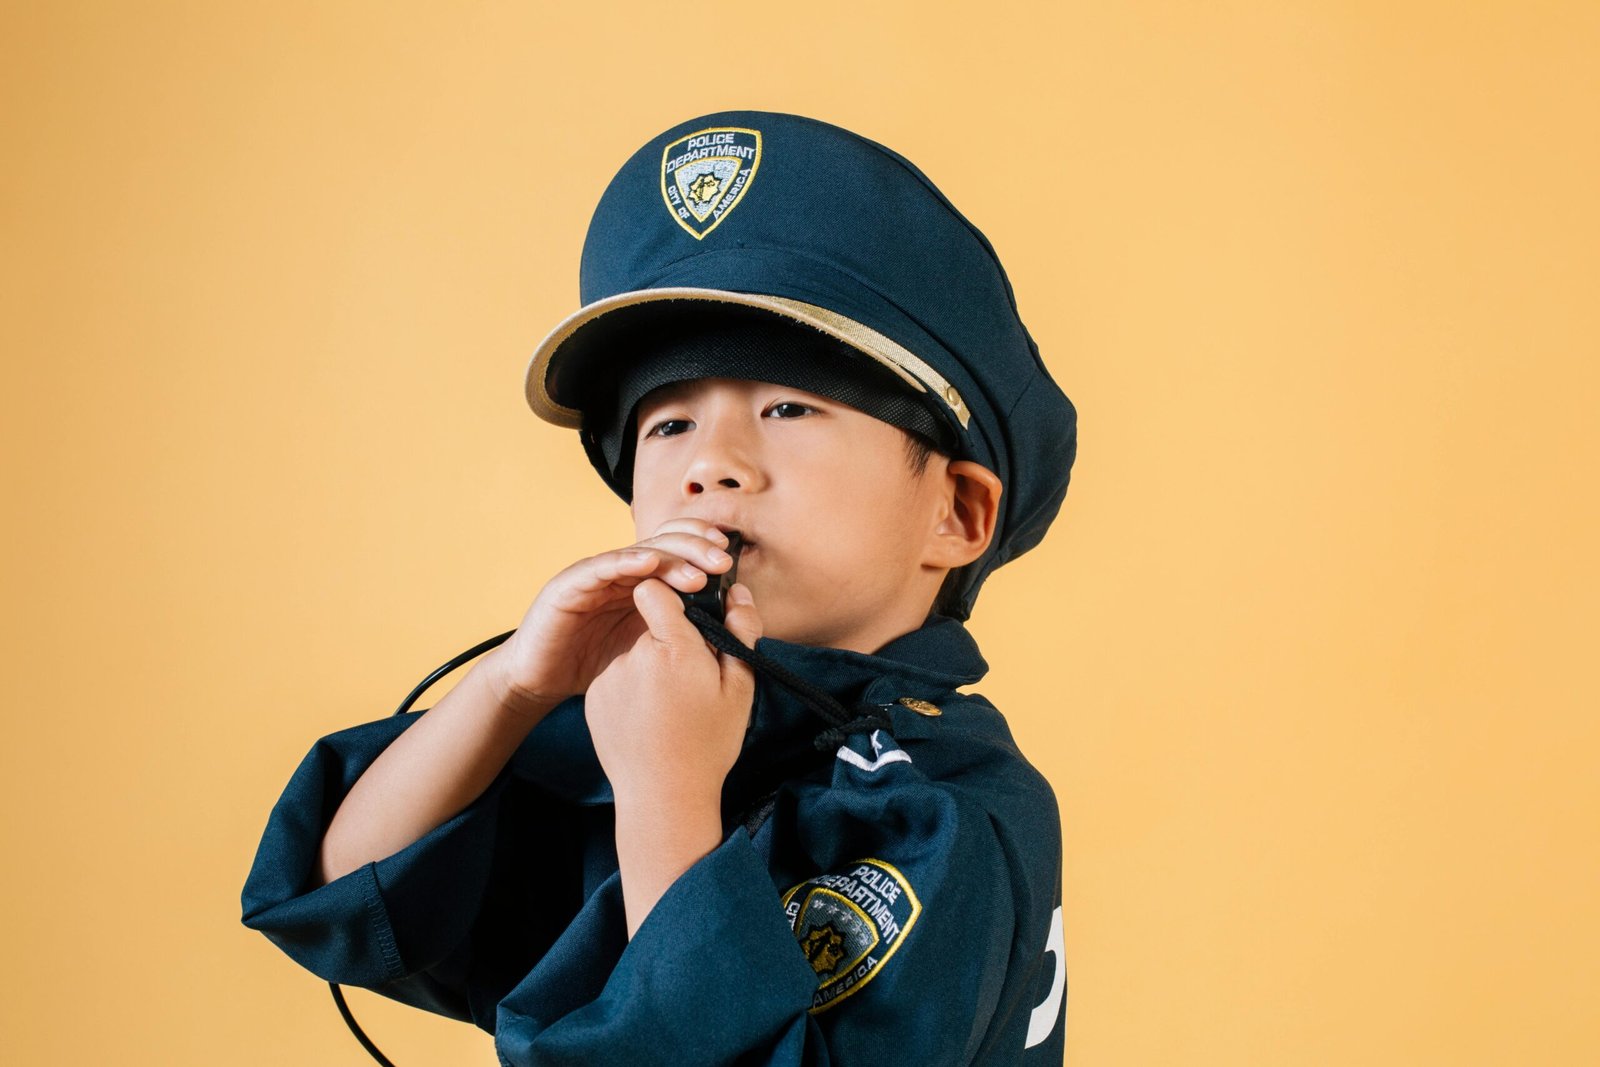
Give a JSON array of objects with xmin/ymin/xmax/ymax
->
[{"xmin": 680, "ymin": 530, "xmax": 743, "ymax": 625}]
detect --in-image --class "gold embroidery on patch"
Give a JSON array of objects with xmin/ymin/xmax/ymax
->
[
  {"xmin": 659, "ymin": 125, "xmax": 763, "ymax": 241},
  {"xmin": 780, "ymin": 856, "xmax": 924, "ymax": 1014}
]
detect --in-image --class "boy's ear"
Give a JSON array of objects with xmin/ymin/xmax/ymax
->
[{"xmin": 925, "ymin": 460, "xmax": 1003, "ymax": 569}]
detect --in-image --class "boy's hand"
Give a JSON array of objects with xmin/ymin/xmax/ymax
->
[
  {"xmin": 493, "ymin": 519, "xmax": 738, "ymax": 722},
  {"xmin": 583, "ymin": 576, "xmax": 763, "ymax": 809}
]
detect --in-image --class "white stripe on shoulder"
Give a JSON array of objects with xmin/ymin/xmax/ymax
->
[{"xmin": 834, "ymin": 729, "xmax": 912, "ymax": 773}]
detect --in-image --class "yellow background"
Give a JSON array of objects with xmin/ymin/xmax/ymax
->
[{"xmin": 2, "ymin": 1, "xmax": 1595, "ymax": 1063}]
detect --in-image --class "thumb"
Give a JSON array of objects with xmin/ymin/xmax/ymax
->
[{"xmin": 631, "ymin": 578, "xmax": 699, "ymax": 650}]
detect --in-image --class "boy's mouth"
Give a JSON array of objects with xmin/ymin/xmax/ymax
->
[{"xmin": 712, "ymin": 524, "xmax": 756, "ymax": 552}]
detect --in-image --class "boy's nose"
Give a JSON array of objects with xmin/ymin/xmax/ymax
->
[
  {"xmin": 683, "ymin": 458, "xmax": 763, "ymax": 496},
  {"xmin": 681, "ymin": 425, "xmax": 765, "ymax": 497}
]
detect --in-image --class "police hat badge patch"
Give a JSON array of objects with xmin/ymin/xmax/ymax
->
[
  {"xmin": 781, "ymin": 858, "xmax": 922, "ymax": 1013},
  {"xmin": 660, "ymin": 126, "xmax": 762, "ymax": 239}
]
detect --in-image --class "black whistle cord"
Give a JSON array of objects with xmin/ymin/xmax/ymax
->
[
  {"xmin": 330, "ymin": 982, "xmax": 397, "ymax": 1067},
  {"xmin": 328, "ymin": 625, "xmax": 521, "ymax": 1067},
  {"xmin": 681, "ymin": 604, "xmax": 893, "ymax": 749},
  {"xmin": 332, "ymin": 612, "xmax": 892, "ymax": 1065}
]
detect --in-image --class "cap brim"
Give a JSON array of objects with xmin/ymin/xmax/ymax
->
[{"xmin": 523, "ymin": 287, "xmax": 972, "ymax": 431}]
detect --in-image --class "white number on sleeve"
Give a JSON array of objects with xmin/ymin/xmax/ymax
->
[{"xmin": 1023, "ymin": 905, "xmax": 1065, "ymax": 1049}]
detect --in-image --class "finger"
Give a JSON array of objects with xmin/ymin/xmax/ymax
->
[
  {"xmin": 644, "ymin": 516, "xmax": 732, "ymax": 548},
  {"xmin": 616, "ymin": 548, "xmax": 714, "ymax": 591},
  {"xmin": 720, "ymin": 582, "xmax": 763, "ymax": 650},
  {"xmin": 715, "ymin": 587, "xmax": 760, "ymax": 736},
  {"xmin": 718, "ymin": 584, "xmax": 763, "ymax": 699},
  {"xmin": 631, "ymin": 577, "xmax": 702, "ymax": 650},
  {"xmin": 633, "ymin": 531, "xmax": 737, "ymax": 574},
  {"xmin": 574, "ymin": 547, "xmax": 709, "ymax": 597}
]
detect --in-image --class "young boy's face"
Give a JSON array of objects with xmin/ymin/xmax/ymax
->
[{"xmin": 628, "ymin": 376, "xmax": 960, "ymax": 654}]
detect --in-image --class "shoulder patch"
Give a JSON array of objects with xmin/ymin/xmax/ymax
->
[
  {"xmin": 660, "ymin": 125, "xmax": 762, "ymax": 239},
  {"xmin": 780, "ymin": 858, "xmax": 923, "ymax": 1013}
]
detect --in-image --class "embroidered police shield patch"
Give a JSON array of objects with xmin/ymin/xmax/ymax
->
[
  {"xmin": 781, "ymin": 858, "xmax": 923, "ymax": 1013},
  {"xmin": 660, "ymin": 126, "xmax": 762, "ymax": 240}
]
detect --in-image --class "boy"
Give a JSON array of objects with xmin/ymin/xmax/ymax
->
[{"xmin": 242, "ymin": 109, "xmax": 1077, "ymax": 1065}]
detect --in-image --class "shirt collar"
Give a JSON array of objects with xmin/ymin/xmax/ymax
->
[{"xmin": 721, "ymin": 614, "xmax": 989, "ymax": 814}]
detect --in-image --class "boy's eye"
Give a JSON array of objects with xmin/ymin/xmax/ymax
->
[
  {"xmin": 644, "ymin": 418, "xmax": 692, "ymax": 439},
  {"xmin": 642, "ymin": 402, "xmax": 815, "ymax": 439}
]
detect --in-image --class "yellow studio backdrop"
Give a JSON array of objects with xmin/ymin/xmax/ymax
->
[{"xmin": 1, "ymin": 1, "xmax": 1595, "ymax": 1063}]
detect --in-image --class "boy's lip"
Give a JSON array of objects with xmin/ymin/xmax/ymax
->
[{"xmin": 710, "ymin": 522, "xmax": 756, "ymax": 549}]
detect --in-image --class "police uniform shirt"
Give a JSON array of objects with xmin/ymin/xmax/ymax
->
[{"xmin": 240, "ymin": 614, "xmax": 1068, "ymax": 1064}]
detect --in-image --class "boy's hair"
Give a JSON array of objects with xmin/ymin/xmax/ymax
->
[{"xmin": 902, "ymin": 429, "xmax": 966, "ymax": 619}]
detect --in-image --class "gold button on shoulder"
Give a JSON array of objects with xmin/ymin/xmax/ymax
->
[{"xmin": 896, "ymin": 696, "xmax": 942, "ymax": 717}]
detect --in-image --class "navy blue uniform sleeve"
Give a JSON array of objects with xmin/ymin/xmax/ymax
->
[
  {"xmin": 491, "ymin": 728, "xmax": 1063, "ymax": 1065},
  {"xmin": 239, "ymin": 711, "xmax": 514, "ymax": 1023}
]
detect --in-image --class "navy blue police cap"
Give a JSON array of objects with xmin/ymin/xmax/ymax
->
[{"xmin": 523, "ymin": 109, "xmax": 1077, "ymax": 621}]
